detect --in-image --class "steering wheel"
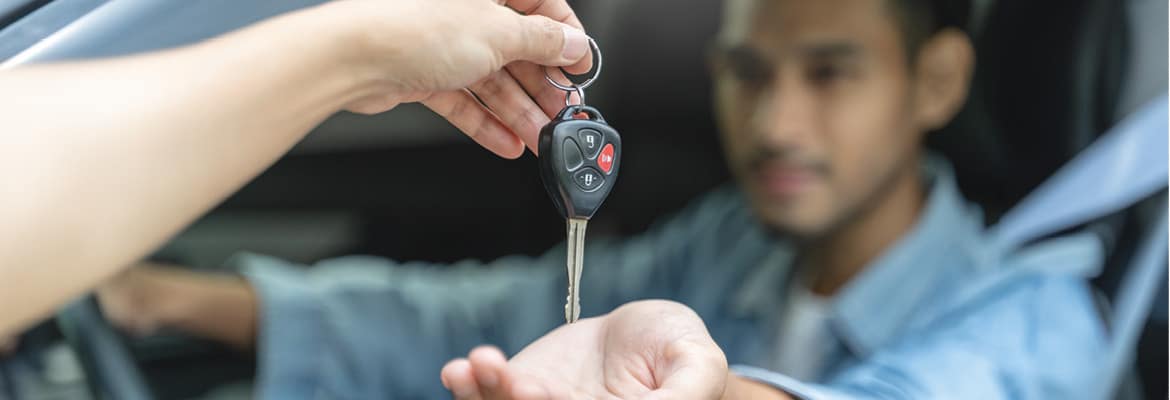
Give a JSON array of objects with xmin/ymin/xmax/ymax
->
[{"xmin": 56, "ymin": 295, "xmax": 154, "ymax": 400}]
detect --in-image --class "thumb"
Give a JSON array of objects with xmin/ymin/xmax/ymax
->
[
  {"xmin": 641, "ymin": 340, "xmax": 729, "ymax": 400},
  {"xmin": 640, "ymin": 364, "xmax": 728, "ymax": 400},
  {"xmin": 497, "ymin": 14, "xmax": 590, "ymax": 66}
]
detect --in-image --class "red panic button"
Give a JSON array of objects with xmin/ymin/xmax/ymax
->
[{"xmin": 598, "ymin": 144, "xmax": 615, "ymax": 174}]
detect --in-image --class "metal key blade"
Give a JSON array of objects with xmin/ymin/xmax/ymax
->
[{"xmin": 564, "ymin": 218, "xmax": 588, "ymax": 323}]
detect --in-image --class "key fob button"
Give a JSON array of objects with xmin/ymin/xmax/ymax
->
[
  {"xmin": 597, "ymin": 144, "xmax": 615, "ymax": 174},
  {"xmin": 573, "ymin": 168, "xmax": 604, "ymax": 191},
  {"xmin": 563, "ymin": 138, "xmax": 585, "ymax": 171},
  {"xmin": 578, "ymin": 129, "xmax": 603, "ymax": 159}
]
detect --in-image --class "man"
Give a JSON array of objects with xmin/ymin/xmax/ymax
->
[{"xmin": 95, "ymin": 0, "xmax": 1107, "ymax": 398}]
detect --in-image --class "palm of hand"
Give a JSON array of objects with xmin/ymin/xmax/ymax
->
[
  {"xmin": 442, "ymin": 300, "xmax": 728, "ymax": 400},
  {"xmin": 509, "ymin": 317, "xmax": 654, "ymax": 398}
]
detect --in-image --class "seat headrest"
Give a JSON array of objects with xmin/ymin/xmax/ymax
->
[
  {"xmin": 930, "ymin": 0, "xmax": 1131, "ymax": 219},
  {"xmin": 582, "ymin": 0, "xmax": 724, "ymax": 128}
]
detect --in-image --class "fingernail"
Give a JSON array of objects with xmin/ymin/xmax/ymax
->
[{"xmin": 562, "ymin": 27, "xmax": 589, "ymax": 61}]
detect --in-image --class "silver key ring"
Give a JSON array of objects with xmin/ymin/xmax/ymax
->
[
  {"xmin": 544, "ymin": 37, "xmax": 603, "ymax": 92},
  {"xmin": 564, "ymin": 85, "xmax": 586, "ymax": 107}
]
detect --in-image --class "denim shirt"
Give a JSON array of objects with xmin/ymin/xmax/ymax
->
[{"xmin": 235, "ymin": 158, "xmax": 1106, "ymax": 399}]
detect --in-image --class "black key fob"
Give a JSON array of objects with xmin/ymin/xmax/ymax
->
[{"xmin": 538, "ymin": 105, "xmax": 621, "ymax": 220}]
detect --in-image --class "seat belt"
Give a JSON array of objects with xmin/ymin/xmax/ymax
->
[
  {"xmin": 988, "ymin": 95, "xmax": 1168, "ymax": 398},
  {"xmin": 1093, "ymin": 198, "xmax": 1167, "ymax": 399},
  {"xmin": 990, "ymin": 95, "xmax": 1167, "ymax": 248}
]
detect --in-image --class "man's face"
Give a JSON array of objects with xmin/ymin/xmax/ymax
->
[{"xmin": 713, "ymin": 0, "xmax": 927, "ymax": 239}]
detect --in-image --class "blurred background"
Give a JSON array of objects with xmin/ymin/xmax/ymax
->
[{"xmin": 0, "ymin": 0, "xmax": 1166, "ymax": 399}]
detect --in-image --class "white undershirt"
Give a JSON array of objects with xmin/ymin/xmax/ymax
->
[{"xmin": 771, "ymin": 283, "xmax": 834, "ymax": 381}]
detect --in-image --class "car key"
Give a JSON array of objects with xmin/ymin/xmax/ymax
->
[
  {"xmin": 538, "ymin": 104, "xmax": 621, "ymax": 323},
  {"xmin": 536, "ymin": 39, "xmax": 620, "ymax": 323}
]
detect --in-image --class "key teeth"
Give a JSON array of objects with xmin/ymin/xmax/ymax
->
[
  {"xmin": 564, "ymin": 296, "xmax": 581, "ymax": 324},
  {"xmin": 565, "ymin": 295, "xmax": 575, "ymax": 323}
]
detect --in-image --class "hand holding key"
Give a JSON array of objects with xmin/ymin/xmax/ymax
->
[{"xmin": 335, "ymin": 0, "xmax": 593, "ymax": 159}]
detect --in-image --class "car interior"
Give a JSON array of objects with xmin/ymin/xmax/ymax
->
[{"xmin": 0, "ymin": 0, "xmax": 1165, "ymax": 399}]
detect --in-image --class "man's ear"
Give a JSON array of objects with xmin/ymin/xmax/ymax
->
[{"xmin": 911, "ymin": 28, "xmax": 974, "ymax": 131}]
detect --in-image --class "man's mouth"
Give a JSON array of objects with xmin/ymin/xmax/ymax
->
[{"xmin": 751, "ymin": 160, "xmax": 825, "ymax": 198}]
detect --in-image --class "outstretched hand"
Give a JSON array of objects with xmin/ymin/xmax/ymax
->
[{"xmin": 440, "ymin": 300, "xmax": 730, "ymax": 400}]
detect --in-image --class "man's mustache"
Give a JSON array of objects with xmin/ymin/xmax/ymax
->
[{"xmin": 744, "ymin": 146, "xmax": 831, "ymax": 176}]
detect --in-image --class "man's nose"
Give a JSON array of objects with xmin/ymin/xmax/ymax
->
[{"xmin": 750, "ymin": 76, "xmax": 814, "ymax": 147}]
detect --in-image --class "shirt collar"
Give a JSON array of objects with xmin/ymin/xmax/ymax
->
[{"xmin": 830, "ymin": 156, "xmax": 984, "ymax": 356}]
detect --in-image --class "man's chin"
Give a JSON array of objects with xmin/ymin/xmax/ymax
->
[
  {"xmin": 751, "ymin": 206, "xmax": 830, "ymax": 243},
  {"xmin": 760, "ymin": 223, "xmax": 823, "ymax": 243},
  {"xmin": 738, "ymin": 182, "xmax": 833, "ymax": 240}
]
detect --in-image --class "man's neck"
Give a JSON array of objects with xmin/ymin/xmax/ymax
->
[{"xmin": 800, "ymin": 162, "xmax": 927, "ymax": 296}]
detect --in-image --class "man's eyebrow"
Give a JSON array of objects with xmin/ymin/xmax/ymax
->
[
  {"xmin": 711, "ymin": 43, "xmax": 760, "ymax": 58},
  {"xmin": 712, "ymin": 41, "xmax": 863, "ymax": 62},
  {"xmin": 798, "ymin": 42, "xmax": 864, "ymax": 60}
]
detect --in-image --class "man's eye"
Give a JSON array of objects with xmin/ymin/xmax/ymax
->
[
  {"xmin": 807, "ymin": 64, "xmax": 846, "ymax": 85},
  {"xmin": 714, "ymin": 47, "xmax": 772, "ymax": 85},
  {"xmin": 729, "ymin": 59, "xmax": 771, "ymax": 84}
]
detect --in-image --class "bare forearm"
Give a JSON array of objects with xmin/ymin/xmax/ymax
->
[
  {"xmin": 98, "ymin": 265, "xmax": 258, "ymax": 350},
  {"xmin": 0, "ymin": 0, "xmax": 591, "ymax": 337},
  {"xmin": 0, "ymin": 4, "xmax": 370, "ymax": 335},
  {"xmin": 158, "ymin": 273, "xmax": 258, "ymax": 350}
]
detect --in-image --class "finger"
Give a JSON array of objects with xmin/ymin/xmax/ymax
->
[
  {"xmin": 442, "ymin": 359, "xmax": 485, "ymax": 400},
  {"xmin": 503, "ymin": 0, "xmax": 593, "ymax": 74},
  {"xmin": 422, "ymin": 90, "xmax": 525, "ymax": 159},
  {"xmin": 506, "ymin": 0, "xmax": 583, "ymax": 29},
  {"xmin": 506, "ymin": 62, "xmax": 570, "ymax": 118},
  {"xmin": 468, "ymin": 69, "xmax": 552, "ymax": 155},
  {"xmin": 641, "ymin": 342, "xmax": 728, "ymax": 400},
  {"xmin": 0, "ymin": 337, "xmax": 18, "ymax": 355},
  {"xmin": 494, "ymin": 13, "xmax": 590, "ymax": 68},
  {"xmin": 509, "ymin": 374, "xmax": 553, "ymax": 400},
  {"xmin": 468, "ymin": 346, "xmax": 514, "ymax": 399}
]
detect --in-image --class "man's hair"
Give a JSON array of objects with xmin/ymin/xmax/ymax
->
[{"xmin": 888, "ymin": 0, "xmax": 972, "ymax": 56}]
